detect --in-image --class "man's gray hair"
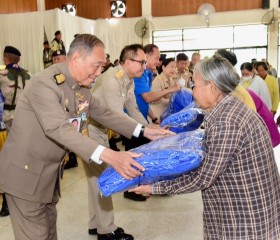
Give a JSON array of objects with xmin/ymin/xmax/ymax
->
[
  {"xmin": 67, "ymin": 34, "xmax": 104, "ymax": 57},
  {"xmin": 194, "ymin": 54, "xmax": 240, "ymax": 94}
]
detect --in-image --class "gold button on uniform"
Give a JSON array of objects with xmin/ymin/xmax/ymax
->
[{"xmin": 24, "ymin": 165, "xmax": 28, "ymax": 170}]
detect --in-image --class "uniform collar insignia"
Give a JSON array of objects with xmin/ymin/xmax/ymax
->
[
  {"xmin": 54, "ymin": 73, "xmax": 65, "ymax": 85},
  {"xmin": 71, "ymin": 83, "xmax": 81, "ymax": 90}
]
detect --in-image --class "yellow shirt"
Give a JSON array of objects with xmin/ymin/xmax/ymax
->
[
  {"xmin": 264, "ymin": 74, "xmax": 279, "ymax": 112},
  {"xmin": 232, "ymin": 85, "xmax": 256, "ymax": 112}
]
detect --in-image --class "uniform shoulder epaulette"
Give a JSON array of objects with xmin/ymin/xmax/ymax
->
[
  {"xmin": 54, "ymin": 73, "xmax": 65, "ymax": 85},
  {"xmin": 115, "ymin": 70, "xmax": 124, "ymax": 79}
]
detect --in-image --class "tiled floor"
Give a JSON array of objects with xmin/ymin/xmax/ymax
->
[{"xmin": 1, "ymin": 142, "xmax": 280, "ymax": 240}]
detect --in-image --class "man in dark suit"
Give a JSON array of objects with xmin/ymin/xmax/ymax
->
[{"xmin": 0, "ymin": 34, "xmax": 173, "ymax": 240}]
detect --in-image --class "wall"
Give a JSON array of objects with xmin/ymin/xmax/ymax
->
[
  {"xmin": 141, "ymin": 0, "xmax": 280, "ymax": 68},
  {"xmin": 152, "ymin": 0, "xmax": 263, "ymax": 17},
  {"xmin": 0, "ymin": 0, "xmax": 279, "ymax": 68},
  {"xmin": 45, "ymin": 0, "xmax": 142, "ymax": 19},
  {"xmin": 0, "ymin": 0, "xmax": 37, "ymax": 13}
]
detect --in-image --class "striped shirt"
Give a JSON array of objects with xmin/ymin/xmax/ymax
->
[{"xmin": 151, "ymin": 94, "xmax": 280, "ymax": 239}]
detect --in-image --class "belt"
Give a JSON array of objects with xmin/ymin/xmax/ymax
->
[{"xmin": 4, "ymin": 104, "xmax": 16, "ymax": 111}]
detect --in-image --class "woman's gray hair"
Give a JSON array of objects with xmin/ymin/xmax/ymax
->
[
  {"xmin": 193, "ymin": 54, "xmax": 240, "ymax": 94},
  {"xmin": 67, "ymin": 34, "xmax": 104, "ymax": 57}
]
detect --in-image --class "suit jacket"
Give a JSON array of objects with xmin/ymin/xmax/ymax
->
[
  {"xmin": 91, "ymin": 65, "xmax": 148, "ymax": 126},
  {"xmin": 0, "ymin": 62, "xmax": 138, "ymax": 203}
]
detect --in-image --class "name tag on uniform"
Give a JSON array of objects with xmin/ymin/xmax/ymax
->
[{"xmin": 69, "ymin": 117, "xmax": 81, "ymax": 132}]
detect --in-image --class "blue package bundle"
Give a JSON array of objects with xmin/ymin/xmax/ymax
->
[
  {"xmin": 160, "ymin": 103, "xmax": 204, "ymax": 133},
  {"xmin": 160, "ymin": 88, "xmax": 194, "ymax": 121},
  {"xmin": 98, "ymin": 130, "xmax": 205, "ymax": 197}
]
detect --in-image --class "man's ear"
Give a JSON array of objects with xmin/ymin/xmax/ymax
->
[
  {"xmin": 123, "ymin": 59, "xmax": 130, "ymax": 67},
  {"xmin": 72, "ymin": 52, "xmax": 80, "ymax": 63}
]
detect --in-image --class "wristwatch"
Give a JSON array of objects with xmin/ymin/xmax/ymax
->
[
  {"xmin": 152, "ymin": 118, "xmax": 158, "ymax": 124},
  {"xmin": 139, "ymin": 126, "xmax": 145, "ymax": 138}
]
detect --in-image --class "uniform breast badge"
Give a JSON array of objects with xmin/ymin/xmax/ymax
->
[
  {"xmin": 54, "ymin": 74, "xmax": 65, "ymax": 85},
  {"xmin": 76, "ymin": 92, "xmax": 84, "ymax": 101},
  {"xmin": 78, "ymin": 100, "xmax": 89, "ymax": 112},
  {"xmin": 64, "ymin": 98, "xmax": 69, "ymax": 112}
]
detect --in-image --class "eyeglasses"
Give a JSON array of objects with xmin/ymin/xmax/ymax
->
[{"xmin": 129, "ymin": 59, "xmax": 147, "ymax": 67}]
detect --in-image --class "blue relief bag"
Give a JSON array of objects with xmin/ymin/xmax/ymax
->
[
  {"xmin": 98, "ymin": 130, "xmax": 205, "ymax": 197},
  {"xmin": 160, "ymin": 88, "xmax": 194, "ymax": 121},
  {"xmin": 159, "ymin": 88, "xmax": 203, "ymax": 133},
  {"xmin": 161, "ymin": 103, "xmax": 204, "ymax": 133}
]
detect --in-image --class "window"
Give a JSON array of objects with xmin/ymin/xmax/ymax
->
[
  {"xmin": 153, "ymin": 30, "xmax": 183, "ymax": 51},
  {"xmin": 183, "ymin": 27, "xmax": 233, "ymax": 50},
  {"xmin": 153, "ymin": 25, "xmax": 268, "ymax": 75}
]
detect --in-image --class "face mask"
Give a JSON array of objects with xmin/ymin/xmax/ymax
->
[{"xmin": 242, "ymin": 76, "xmax": 252, "ymax": 81}]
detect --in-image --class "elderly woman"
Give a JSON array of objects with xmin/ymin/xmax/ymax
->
[{"xmin": 131, "ymin": 55, "xmax": 280, "ymax": 239}]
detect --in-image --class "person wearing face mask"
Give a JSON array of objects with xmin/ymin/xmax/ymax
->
[
  {"xmin": 150, "ymin": 58, "xmax": 178, "ymax": 120},
  {"xmin": 240, "ymin": 62, "xmax": 272, "ymax": 110}
]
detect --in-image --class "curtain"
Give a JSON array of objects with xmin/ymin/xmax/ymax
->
[
  {"xmin": 0, "ymin": 9, "xmax": 144, "ymax": 73},
  {"xmin": 44, "ymin": 9, "xmax": 95, "ymax": 53},
  {"xmin": 94, "ymin": 17, "xmax": 142, "ymax": 62},
  {"xmin": 0, "ymin": 11, "xmax": 44, "ymax": 73},
  {"xmin": 0, "ymin": 9, "xmax": 95, "ymax": 74}
]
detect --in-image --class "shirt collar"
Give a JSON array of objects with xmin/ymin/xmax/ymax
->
[
  {"xmin": 204, "ymin": 94, "xmax": 233, "ymax": 122},
  {"xmin": 59, "ymin": 62, "xmax": 81, "ymax": 91}
]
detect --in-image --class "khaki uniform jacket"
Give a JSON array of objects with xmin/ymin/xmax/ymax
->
[
  {"xmin": 174, "ymin": 70, "xmax": 191, "ymax": 88},
  {"xmin": 0, "ymin": 66, "xmax": 31, "ymax": 122},
  {"xmin": 150, "ymin": 73, "xmax": 174, "ymax": 120},
  {"xmin": 50, "ymin": 39, "xmax": 65, "ymax": 57},
  {"xmin": 0, "ymin": 62, "xmax": 138, "ymax": 203},
  {"xmin": 90, "ymin": 65, "xmax": 148, "ymax": 128}
]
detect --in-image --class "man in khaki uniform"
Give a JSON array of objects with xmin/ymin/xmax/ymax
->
[
  {"xmin": 189, "ymin": 52, "xmax": 201, "ymax": 72},
  {"xmin": 0, "ymin": 46, "xmax": 31, "ymax": 132},
  {"xmin": 0, "ymin": 34, "xmax": 173, "ymax": 240},
  {"xmin": 43, "ymin": 41, "xmax": 52, "ymax": 69},
  {"xmin": 0, "ymin": 46, "xmax": 31, "ymax": 217},
  {"xmin": 50, "ymin": 30, "xmax": 66, "ymax": 57},
  {"xmin": 84, "ymin": 44, "xmax": 148, "ymax": 237},
  {"xmin": 174, "ymin": 53, "xmax": 192, "ymax": 88}
]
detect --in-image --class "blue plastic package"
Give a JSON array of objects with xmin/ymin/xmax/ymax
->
[
  {"xmin": 160, "ymin": 88, "xmax": 194, "ymax": 121},
  {"xmin": 161, "ymin": 104, "xmax": 204, "ymax": 133},
  {"xmin": 98, "ymin": 130, "xmax": 205, "ymax": 197}
]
